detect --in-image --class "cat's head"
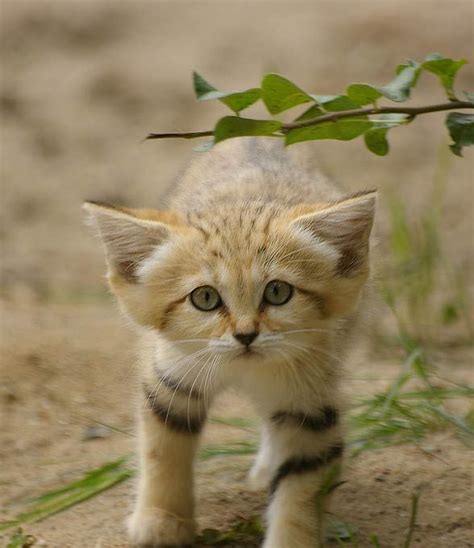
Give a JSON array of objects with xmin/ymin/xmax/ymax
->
[{"xmin": 84, "ymin": 192, "xmax": 375, "ymax": 366}]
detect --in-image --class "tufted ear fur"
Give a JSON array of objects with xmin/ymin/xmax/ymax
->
[
  {"xmin": 83, "ymin": 201, "xmax": 180, "ymax": 282},
  {"xmin": 290, "ymin": 191, "xmax": 376, "ymax": 276}
]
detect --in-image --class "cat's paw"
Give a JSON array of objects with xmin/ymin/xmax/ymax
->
[
  {"xmin": 127, "ymin": 507, "xmax": 195, "ymax": 547},
  {"xmin": 247, "ymin": 462, "xmax": 273, "ymax": 491}
]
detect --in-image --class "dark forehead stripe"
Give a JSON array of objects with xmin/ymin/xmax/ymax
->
[
  {"xmin": 187, "ymin": 210, "xmax": 212, "ymax": 241},
  {"xmin": 190, "ymin": 202, "xmax": 277, "ymax": 251},
  {"xmin": 143, "ymin": 386, "xmax": 205, "ymax": 434},
  {"xmin": 269, "ymin": 443, "xmax": 344, "ymax": 495},
  {"xmin": 261, "ymin": 209, "xmax": 273, "ymax": 237},
  {"xmin": 189, "ymin": 222, "xmax": 211, "ymax": 241},
  {"xmin": 271, "ymin": 406, "xmax": 338, "ymax": 432}
]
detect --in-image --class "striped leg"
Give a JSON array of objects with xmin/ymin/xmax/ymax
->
[
  {"xmin": 262, "ymin": 407, "xmax": 344, "ymax": 548},
  {"xmin": 128, "ymin": 375, "xmax": 209, "ymax": 547}
]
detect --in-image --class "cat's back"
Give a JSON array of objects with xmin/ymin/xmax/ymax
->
[{"xmin": 168, "ymin": 138, "xmax": 342, "ymax": 211}]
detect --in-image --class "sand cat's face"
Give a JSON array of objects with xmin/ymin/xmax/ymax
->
[{"xmin": 85, "ymin": 193, "xmax": 375, "ymax": 368}]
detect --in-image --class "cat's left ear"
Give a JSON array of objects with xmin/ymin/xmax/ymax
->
[
  {"xmin": 290, "ymin": 190, "xmax": 376, "ymax": 276},
  {"xmin": 83, "ymin": 201, "xmax": 182, "ymax": 282}
]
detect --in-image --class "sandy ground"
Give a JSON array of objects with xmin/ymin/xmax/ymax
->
[{"xmin": 1, "ymin": 1, "xmax": 473, "ymax": 547}]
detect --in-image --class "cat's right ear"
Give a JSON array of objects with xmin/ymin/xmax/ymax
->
[{"xmin": 83, "ymin": 201, "xmax": 176, "ymax": 282}]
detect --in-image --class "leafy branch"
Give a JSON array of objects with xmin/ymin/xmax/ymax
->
[{"xmin": 147, "ymin": 53, "xmax": 474, "ymax": 156}]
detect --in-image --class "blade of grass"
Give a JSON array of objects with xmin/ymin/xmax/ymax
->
[
  {"xmin": 209, "ymin": 416, "xmax": 258, "ymax": 431},
  {"xmin": 403, "ymin": 491, "xmax": 420, "ymax": 548},
  {"xmin": 0, "ymin": 439, "xmax": 259, "ymax": 531},
  {"xmin": 424, "ymin": 403, "xmax": 474, "ymax": 436},
  {"xmin": 1, "ymin": 457, "xmax": 134, "ymax": 529},
  {"xmin": 369, "ymin": 533, "xmax": 382, "ymax": 547},
  {"xmin": 382, "ymin": 348, "xmax": 423, "ymax": 414},
  {"xmin": 199, "ymin": 441, "xmax": 257, "ymax": 460}
]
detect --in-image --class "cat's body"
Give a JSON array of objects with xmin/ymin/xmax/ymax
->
[{"xmin": 85, "ymin": 138, "xmax": 376, "ymax": 548}]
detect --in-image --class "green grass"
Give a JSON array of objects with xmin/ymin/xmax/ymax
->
[
  {"xmin": 199, "ymin": 441, "xmax": 257, "ymax": 460},
  {"xmin": 349, "ymin": 345, "xmax": 474, "ymax": 454},
  {"xmin": 5, "ymin": 528, "xmax": 36, "ymax": 548},
  {"xmin": 381, "ymin": 145, "xmax": 473, "ymax": 344},
  {"xmin": 0, "ymin": 457, "xmax": 134, "ymax": 532},
  {"xmin": 198, "ymin": 515, "xmax": 263, "ymax": 546}
]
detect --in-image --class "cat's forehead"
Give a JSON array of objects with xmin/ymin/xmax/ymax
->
[{"xmin": 186, "ymin": 202, "xmax": 282, "ymax": 258}]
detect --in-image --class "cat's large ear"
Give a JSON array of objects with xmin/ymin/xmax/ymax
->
[
  {"xmin": 290, "ymin": 191, "xmax": 376, "ymax": 276},
  {"xmin": 83, "ymin": 201, "xmax": 180, "ymax": 282}
]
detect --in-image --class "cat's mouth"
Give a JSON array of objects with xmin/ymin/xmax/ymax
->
[{"xmin": 236, "ymin": 348, "xmax": 261, "ymax": 359}]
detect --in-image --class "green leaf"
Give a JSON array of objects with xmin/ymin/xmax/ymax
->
[
  {"xmin": 311, "ymin": 94, "xmax": 359, "ymax": 111},
  {"xmin": 424, "ymin": 52, "xmax": 444, "ymax": 62},
  {"xmin": 364, "ymin": 128, "xmax": 389, "ymax": 156},
  {"xmin": 310, "ymin": 94, "xmax": 340, "ymax": 104},
  {"xmin": 219, "ymin": 89, "xmax": 261, "ymax": 114},
  {"xmin": 373, "ymin": 113, "xmax": 410, "ymax": 127},
  {"xmin": 214, "ymin": 117, "xmax": 282, "ymax": 144},
  {"xmin": 378, "ymin": 64, "xmax": 420, "ymax": 102},
  {"xmin": 364, "ymin": 113, "xmax": 410, "ymax": 155},
  {"xmin": 286, "ymin": 118, "xmax": 372, "ymax": 145},
  {"xmin": 395, "ymin": 58, "xmax": 421, "ymax": 76},
  {"xmin": 346, "ymin": 84, "xmax": 382, "ymax": 106},
  {"xmin": 422, "ymin": 55, "xmax": 467, "ymax": 101},
  {"xmin": 193, "ymin": 71, "xmax": 217, "ymax": 97},
  {"xmin": 295, "ymin": 104, "xmax": 324, "ymax": 121},
  {"xmin": 296, "ymin": 95, "xmax": 358, "ymax": 121},
  {"xmin": 446, "ymin": 112, "xmax": 474, "ymax": 156},
  {"xmin": 261, "ymin": 73, "xmax": 312, "ymax": 114},
  {"xmin": 192, "ymin": 72, "xmax": 261, "ymax": 114}
]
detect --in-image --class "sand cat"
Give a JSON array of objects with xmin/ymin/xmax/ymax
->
[{"xmin": 84, "ymin": 138, "xmax": 376, "ymax": 547}]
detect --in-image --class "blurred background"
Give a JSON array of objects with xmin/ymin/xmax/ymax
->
[{"xmin": 1, "ymin": 1, "xmax": 473, "ymax": 546}]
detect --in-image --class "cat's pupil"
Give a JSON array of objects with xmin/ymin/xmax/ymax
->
[
  {"xmin": 190, "ymin": 285, "xmax": 222, "ymax": 311},
  {"xmin": 264, "ymin": 280, "xmax": 293, "ymax": 306}
]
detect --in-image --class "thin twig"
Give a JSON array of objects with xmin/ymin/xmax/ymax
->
[
  {"xmin": 146, "ymin": 101, "xmax": 474, "ymax": 140},
  {"xmin": 146, "ymin": 130, "xmax": 214, "ymax": 140}
]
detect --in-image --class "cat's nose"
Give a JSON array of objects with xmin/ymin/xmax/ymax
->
[{"xmin": 234, "ymin": 332, "xmax": 258, "ymax": 347}]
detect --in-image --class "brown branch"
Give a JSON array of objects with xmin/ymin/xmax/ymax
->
[
  {"xmin": 146, "ymin": 130, "xmax": 214, "ymax": 140},
  {"xmin": 146, "ymin": 101, "xmax": 474, "ymax": 141},
  {"xmin": 282, "ymin": 101, "xmax": 474, "ymax": 131}
]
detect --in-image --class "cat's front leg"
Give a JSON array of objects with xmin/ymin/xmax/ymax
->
[
  {"xmin": 128, "ymin": 380, "xmax": 208, "ymax": 547},
  {"xmin": 248, "ymin": 424, "xmax": 276, "ymax": 491},
  {"xmin": 262, "ymin": 407, "xmax": 343, "ymax": 548}
]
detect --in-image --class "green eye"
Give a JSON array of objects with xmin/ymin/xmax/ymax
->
[
  {"xmin": 263, "ymin": 280, "xmax": 293, "ymax": 306},
  {"xmin": 190, "ymin": 286, "xmax": 222, "ymax": 311}
]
